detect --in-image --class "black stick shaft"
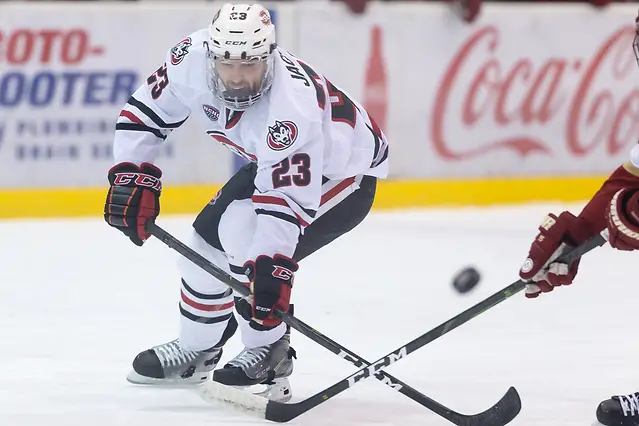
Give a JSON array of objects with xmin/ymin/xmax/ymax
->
[
  {"xmin": 148, "ymin": 222, "xmax": 516, "ymax": 425},
  {"xmin": 263, "ymin": 232, "xmax": 607, "ymax": 422},
  {"xmin": 149, "ymin": 222, "xmax": 605, "ymax": 424}
]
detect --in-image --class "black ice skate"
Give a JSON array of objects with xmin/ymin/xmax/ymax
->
[
  {"xmin": 597, "ymin": 392, "xmax": 639, "ymax": 426},
  {"xmin": 212, "ymin": 334, "xmax": 296, "ymax": 402},
  {"xmin": 126, "ymin": 338, "xmax": 222, "ymax": 386}
]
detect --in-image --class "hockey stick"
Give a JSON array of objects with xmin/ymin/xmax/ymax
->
[
  {"xmin": 147, "ymin": 221, "xmax": 520, "ymax": 425},
  {"xmin": 256, "ymin": 232, "xmax": 608, "ymax": 423},
  {"xmin": 148, "ymin": 221, "xmax": 605, "ymax": 423}
]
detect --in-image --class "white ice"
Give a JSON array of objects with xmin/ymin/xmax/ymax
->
[{"xmin": 0, "ymin": 204, "xmax": 634, "ymax": 426}]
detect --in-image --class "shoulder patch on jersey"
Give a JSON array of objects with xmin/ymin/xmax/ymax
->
[
  {"xmin": 202, "ymin": 104, "xmax": 220, "ymax": 121},
  {"xmin": 170, "ymin": 37, "xmax": 192, "ymax": 66},
  {"xmin": 267, "ymin": 120, "xmax": 298, "ymax": 151}
]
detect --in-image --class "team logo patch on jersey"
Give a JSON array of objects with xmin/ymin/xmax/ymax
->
[
  {"xmin": 267, "ymin": 120, "xmax": 298, "ymax": 151},
  {"xmin": 202, "ymin": 104, "xmax": 220, "ymax": 121},
  {"xmin": 170, "ymin": 37, "xmax": 192, "ymax": 66}
]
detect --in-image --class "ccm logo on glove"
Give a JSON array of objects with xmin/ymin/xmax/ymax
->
[
  {"xmin": 237, "ymin": 255, "xmax": 299, "ymax": 327},
  {"xmin": 104, "ymin": 162, "xmax": 162, "ymax": 246},
  {"xmin": 113, "ymin": 173, "xmax": 162, "ymax": 191},
  {"xmin": 272, "ymin": 265, "xmax": 294, "ymax": 281}
]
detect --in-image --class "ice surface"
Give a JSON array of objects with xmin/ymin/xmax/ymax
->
[{"xmin": 0, "ymin": 204, "xmax": 634, "ymax": 426}]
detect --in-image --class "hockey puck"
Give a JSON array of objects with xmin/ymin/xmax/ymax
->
[{"xmin": 452, "ymin": 267, "xmax": 481, "ymax": 294}]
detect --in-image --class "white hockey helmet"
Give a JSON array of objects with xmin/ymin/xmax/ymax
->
[{"xmin": 206, "ymin": 3, "xmax": 277, "ymax": 110}]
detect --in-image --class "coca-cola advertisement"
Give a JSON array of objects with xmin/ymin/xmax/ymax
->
[{"xmin": 298, "ymin": 3, "xmax": 639, "ymax": 178}]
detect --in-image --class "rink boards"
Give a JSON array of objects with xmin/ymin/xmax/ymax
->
[
  {"xmin": 1, "ymin": 2, "xmax": 636, "ymax": 218},
  {"xmin": 0, "ymin": 176, "xmax": 608, "ymax": 218}
]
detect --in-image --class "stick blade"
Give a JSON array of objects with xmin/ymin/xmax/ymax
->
[
  {"xmin": 456, "ymin": 386, "xmax": 521, "ymax": 426},
  {"xmin": 264, "ymin": 399, "xmax": 307, "ymax": 423},
  {"xmin": 197, "ymin": 381, "xmax": 268, "ymax": 418}
]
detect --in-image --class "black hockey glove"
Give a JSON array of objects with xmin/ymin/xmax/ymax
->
[
  {"xmin": 104, "ymin": 162, "xmax": 162, "ymax": 246},
  {"xmin": 236, "ymin": 255, "xmax": 298, "ymax": 327}
]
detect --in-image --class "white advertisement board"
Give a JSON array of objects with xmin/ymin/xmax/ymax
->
[
  {"xmin": 297, "ymin": 3, "xmax": 639, "ymax": 178},
  {"xmin": 0, "ymin": 2, "xmax": 637, "ymax": 188},
  {"xmin": 0, "ymin": 2, "xmax": 295, "ymax": 188}
]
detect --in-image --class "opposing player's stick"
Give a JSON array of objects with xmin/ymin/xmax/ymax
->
[
  {"xmin": 256, "ymin": 233, "xmax": 607, "ymax": 423},
  {"xmin": 148, "ymin": 221, "xmax": 605, "ymax": 424}
]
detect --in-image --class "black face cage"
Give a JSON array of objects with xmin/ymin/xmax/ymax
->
[{"xmin": 634, "ymin": 31, "xmax": 639, "ymax": 69}]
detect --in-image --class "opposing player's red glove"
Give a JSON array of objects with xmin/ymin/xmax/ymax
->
[
  {"xmin": 105, "ymin": 162, "xmax": 162, "ymax": 246},
  {"xmin": 606, "ymin": 187, "xmax": 639, "ymax": 251},
  {"xmin": 240, "ymin": 255, "xmax": 298, "ymax": 327},
  {"xmin": 519, "ymin": 211, "xmax": 594, "ymax": 298}
]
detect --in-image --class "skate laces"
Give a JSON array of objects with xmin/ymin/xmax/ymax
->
[
  {"xmin": 614, "ymin": 393, "xmax": 639, "ymax": 416},
  {"xmin": 153, "ymin": 339, "xmax": 199, "ymax": 367},
  {"xmin": 227, "ymin": 346, "xmax": 270, "ymax": 370}
]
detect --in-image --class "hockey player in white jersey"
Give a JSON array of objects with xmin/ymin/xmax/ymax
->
[{"xmin": 103, "ymin": 3, "xmax": 388, "ymax": 401}]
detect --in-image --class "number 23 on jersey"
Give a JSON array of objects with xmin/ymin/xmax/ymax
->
[
  {"xmin": 147, "ymin": 63, "xmax": 169, "ymax": 100},
  {"xmin": 272, "ymin": 154, "xmax": 311, "ymax": 189}
]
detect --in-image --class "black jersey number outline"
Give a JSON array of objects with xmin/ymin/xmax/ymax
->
[
  {"xmin": 298, "ymin": 61, "xmax": 357, "ymax": 128},
  {"xmin": 272, "ymin": 153, "xmax": 311, "ymax": 189},
  {"xmin": 147, "ymin": 63, "xmax": 169, "ymax": 100}
]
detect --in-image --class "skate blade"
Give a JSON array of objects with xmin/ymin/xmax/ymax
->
[{"xmin": 126, "ymin": 370, "xmax": 210, "ymax": 387}]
